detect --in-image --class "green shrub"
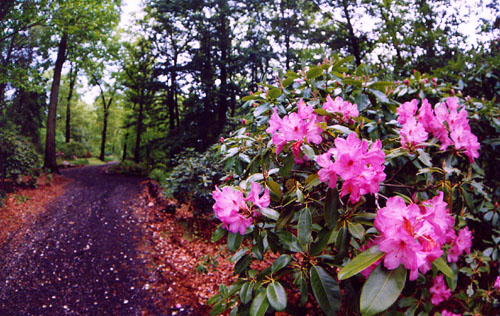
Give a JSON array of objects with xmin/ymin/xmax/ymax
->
[
  {"xmin": 0, "ymin": 130, "xmax": 41, "ymax": 184},
  {"xmin": 58, "ymin": 141, "xmax": 88, "ymax": 159},
  {"xmin": 148, "ymin": 168, "xmax": 168, "ymax": 183},
  {"xmin": 110, "ymin": 160, "xmax": 149, "ymax": 177},
  {"xmin": 162, "ymin": 146, "xmax": 225, "ymax": 215}
]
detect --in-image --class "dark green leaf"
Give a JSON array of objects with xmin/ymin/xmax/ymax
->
[
  {"xmin": 228, "ymin": 231, "xmax": 244, "ymax": 252},
  {"xmin": 240, "ymin": 282, "xmax": 255, "ymax": 304},
  {"xmin": 250, "ymin": 289, "xmax": 269, "ymax": 316},
  {"xmin": 360, "ymin": 264, "xmax": 406, "ymax": 316},
  {"xmin": 324, "ymin": 188, "xmax": 340, "ymax": 229},
  {"xmin": 298, "ymin": 208, "xmax": 312, "ymax": 247},
  {"xmin": 310, "ymin": 265, "xmax": 341, "ymax": 315},
  {"xmin": 234, "ymin": 254, "xmax": 251, "ymax": 275},
  {"xmin": 267, "ymin": 282, "xmax": 287, "ymax": 311},
  {"xmin": 310, "ymin": 228, "xmax": 335, "ymax": 257},
  {"xmin": 278, "ymin": 231, "xmax": 304, "ymax": 253},
  {"xmin": 337, "ymin": 245, "xmax": 385, "ymax": 280},
  {"xmin": 271, "ymin": 254, "xmax": 292, "ymax": 273},
  {"xmin": 211, "ymin": 225, "xmax": 226, "ymax": 242},
  {"xmin": 261, "ymin": 207, "xmax": 279, "ymax": 221}
]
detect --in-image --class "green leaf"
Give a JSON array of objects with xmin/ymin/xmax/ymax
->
[
  {"xmin": 360, "ymin": 264, "xmax": 407, "ymax": 316},
  {"xmin": 310, "ymin": 228, "xmax": 335, "ymax": 257},
  {"xmin": 278, "ymin": 231, "xmax": 304, "ymax": 253},
  {"xmin": 306, "ymin": 66, "xmax": 323, "ymax": 79},
  {"xmin": 261, "ymin": 207, "xmax": 279, "ymax": 221},
  {"xmin": 271, "ymin": 254, "xmax": 292, "ymax": 273},
  {"xmin": 298, "ymin": 208, "xmax": 312, "ymax": 248},
  {"xmin": 267, "ymin": 282, "xmax": 287, "ymax": 311},
  {"xmin": 242, "ymin": 95, "xmax": 258, "ymax": 101},
  {"xmin": 347, "ymin": 222, "xmax": 365, "ymax": 240},
  {"xmin": 338, "ymin": 245, "xmax": 385, "ymax": 280},
  {"xmin": 234, "ymin": 254, "xmax": 251, "ymax": 275},
  {"xmin": 266, "ymin": 180, "xmax": 282, "ymax": 200},
  {"xmin": 250, "ymin": 289, "xmax": 269, "ymax": 316},
  {"xmin": 416, "ymin": 148, "xmax": 432, "ymax": 167},
  {"xmin": 324, "ymin": 188, "xmax": 340, "ymax": 229},
  {"xmin": 211, "ymin": 224, "xmax": 226, "ymax": 242},
  {"xmin": 268, "ymin": 88, "xmax": 282, "ymax": 99},
  {"xmin": 285, "ymin": 70, "xmax": 299, "ymax": 79},
  {"xmin": 282, "ymin": 77, "xmax": 294, "ymax": 88},
  {"xmin": 433, "ymin": 257, "xmax": 455, "ymax": 280},
  {"xmin": 302, "ymin": 144, "xmax": 316, "ymax": 160},
  {"xmin": 240, "ymin": 282, "xmax": 255, "ymax": 304},
  {"xmin": 310, "ymin": 265, "xmax": 341, "ymax": 315},
  {"xmin": 227, "ymin": 231, "xmax": 244, "ymax": 252}
]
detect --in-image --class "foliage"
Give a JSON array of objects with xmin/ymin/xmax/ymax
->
[
  {"xmin": 57, "ymin": 141, "xmax": 88, "ymax": 159},
  {"xmin": 109, "ymin": 160, "xmax": 149, "ymax": 177},
  {"xmin": 0, "ymin": 130, "xmax": 41, "ymax": 184},
  {"xmin": 208, "ymin": 56, "xmax": 500, "ymax": 315},
  {"xmin": 162, "ymin": 147, "xmax": 225, "ymax": 216}
]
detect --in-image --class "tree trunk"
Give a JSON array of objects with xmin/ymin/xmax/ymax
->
[
  {"xmin": 217, "ymin": 1, "xmax": 229, "ymax": 131},
  {"xmin": 44, "ymin": 32, "xmax": 67, "ymax": 173},
  {"xmin": 134, "ymin": 101, "xmax": 144, "ymax": 163},
  {"xmin": 342, "ymin": 0, "xmax": 361, "ymax": 66},
  {"xmin": 65, "ymin": 63, "xmax": 78, "ymax": 143},
  {"xmin": 99, "ymin": 110, "xmax": 108, "ymax": 161},
  {"xmin": 122, "ymin": 132, "xmax": 129, "ymax": 161}
]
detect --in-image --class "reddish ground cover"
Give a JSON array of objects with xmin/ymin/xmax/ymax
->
[{"xmin": 0, "ymin": 174, "xmax": 70, "ymax": 246}]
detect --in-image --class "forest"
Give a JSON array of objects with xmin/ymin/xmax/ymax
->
[{"xmin": 1, "ymin": 0, "xmax": 500, "ymax": 315}]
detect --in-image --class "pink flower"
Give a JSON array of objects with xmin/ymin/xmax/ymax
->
[
  {"xmin": 439, "ymin": 310, "xmax": 461, "ymax": 316},
  {"xmin": 417, "ymin": 97, "xmax": 480, "ymax": 161},
  {"xmin": 322, "ymin": 95, "xmax": 359, "ymax": 120},
  {"xmin": 316, "ymin": 134, "xmax": 385, "ymax": 203},
  {"xmin": 397, "ymin": 99, "xmax": 418, "ymax": 125},
  {"xmin": 374, "ymin": 194, "xmax": 458, "ymax": 280},
  {"xmin": 266, "ymin": 100, "xmax": 324, "ymax": 160},
  {"xmin": 316, "ymin": 150, "xmax": 337, "ymax": 188},
  {"xmin": 212, "ymin": 182, "xmax": 271, "ymax": 235},
  {"xmin": 494, "ymin": 275, "xmax": 500, "ymax": 290},
  {"xmin": 245, "ymin": 182, "xmax": 270, "ymax": 210},
  {"xmin": 430, "ymin": 275, "xmax": 451, "ymax": 305},
  {"xmin": 447, "ymin": 227, "xmax": 472, "ymax": 262},
  {"xmin": 400, "ymin": 117, "xmax": 428, "ymax": 150}
]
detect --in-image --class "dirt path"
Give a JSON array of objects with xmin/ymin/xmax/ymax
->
[{"xmin": 0, "ymin": 164, "xmax": 160, "ymax": 315}]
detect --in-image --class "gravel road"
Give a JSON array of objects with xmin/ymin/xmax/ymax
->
[{"xmin": 0, "ymin": 164, "xmax": 159, "ymax": 315}]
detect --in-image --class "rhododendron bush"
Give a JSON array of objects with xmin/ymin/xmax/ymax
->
[{"xmin": 208, "ymin": 56, "xmax": 500, "ymax": 316}]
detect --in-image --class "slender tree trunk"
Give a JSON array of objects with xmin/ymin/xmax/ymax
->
[
  {"xmin": 99, "ymin": 110, "xmax": 108, "ymax": 161},
  {"xmin": 65, "ymin": 63, "xmax": 78, "ymax": 143},
  {"xmin": 134, "ymin": 101, "xmax": 144, "ymax": 163},
  {"xmin": 217, "ymin": 1, "xmax": 229, "ymax": 130},
  {"xmin": 122, "ymin": 132, "xmax": 129, "ymax": 161},
  {"xmin": 44, "ymin": 32, "xmax": 67, "ymax": 173},
  {"xmin": 342, "ymin": 0, "xmax": 361, "ymax": 66}
]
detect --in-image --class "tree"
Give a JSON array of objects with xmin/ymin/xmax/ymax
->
[{"xmin": 43, "ymin": 0, "xmax": 121, "ymax": 171}]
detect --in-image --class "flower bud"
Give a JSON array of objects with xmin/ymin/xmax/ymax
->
[{"xmin": 404, "ymin": 79, "xmax": 410, "ymax": 86}]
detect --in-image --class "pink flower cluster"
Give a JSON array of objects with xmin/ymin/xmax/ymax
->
[
  {"xmin": 315, "ymin": 133, "xmax": 386, "ymax": 203},
  {"xmin": 266, "ymin": 99, "xmax": 324, "ymax": 163},
  {"xmin": 323, "ymin": 95, "xmax": 359, "ymax": 120},
  {"xmin": 373, "ymin": 193, "xmax": 472, "ymax": 280},
  {"xmin": 430, "ymin": 274, "xmax": 451, "ymax": 305},
  {"xmin": 212, "ymin": 182, "xmax": 270, "ymax": 235},
  {"xmin": 439, "ymin": 310, "xmax": 461, "ymax": 316},
  {"xmin": 494, "ymin": 275, "xmax": 500, "ymax": 291},
  {"xmin": 397, "ymin": 97, "xmax": 480, "ymax": 161}
]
